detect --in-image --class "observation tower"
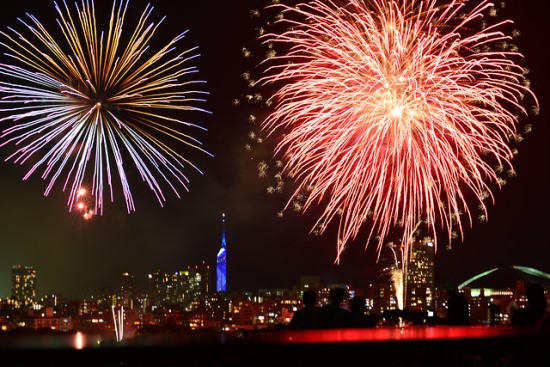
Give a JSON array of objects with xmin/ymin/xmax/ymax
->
[{"xmin": 216, "ymin": 213, "xmax": 227, "ymax": 292}]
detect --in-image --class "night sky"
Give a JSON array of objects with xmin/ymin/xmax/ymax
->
[{"xmin": 0, "ymin": 0, "xmax": 547, "ymax": 299}]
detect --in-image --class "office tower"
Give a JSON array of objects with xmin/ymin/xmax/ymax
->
[
  {"xmin": 146, "ymin": 264, "xmax": 210, "ymax": 311},
  {"xmin": 120, "ymin": 272, "xmax": 135, "ymax": 309},
  {"xmin": 406, "ymin": 239, "xmax": 435, "ymax": 311},
  {"xmin": 207, "ymin": 292, "xmax": 231, "ymax": 326},
  {"xmin": 188, "ymin": 261, "xmax": 211, "ymax": 310},
  {"xmin": 11, "ymin": 265, "xmax": 37, "ymax": 309},
  {"xmin": 147, "ymin": 270, "xmax": 186, "ymax": 307},
  {"xmin": 216, "ymin": 213, "xmax": 227, "ymax": 292}
]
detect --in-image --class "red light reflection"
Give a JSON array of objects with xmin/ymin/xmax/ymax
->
[
  {"xmin": 73, "ymin": 331, "xmax": 85, "ymax": 350},
  {"xmin": 271, "ymin": 326, "xmax": 522, "ymax": 344}
]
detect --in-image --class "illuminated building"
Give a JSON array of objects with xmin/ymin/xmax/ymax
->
[
  {"xmin": 258, "ymin": 289, "xmax": 292, "ymax": 301},
  {"xmin": 15, "ymin": 316, "xmax": 73, "ymax": 332},
  {"xmin": 187, "ymin": 261, "xmax": 210, "ymax": 310},
  {"xmin": 120, "ymin": 272, "xmax": 135, "ymax": 310},
  {"xmin": 147, "ymin": 270, "xmax": 187, "ymax": 307},
  {"xmin": 405, "ymin": 239, "xmax": 435, "ymax": 311},
  {"xmin": 92, "ymin": 287, "xmax": 117, "ymax": 310},
  {"xmin": 146, "ymin": 262, "xmax": 210, "ymax": 311},
  {"xmin": 206, "ymin": 292, "xmax": 232, "ymax": 327},
  {"xmin": 231, "ymin": 299, "xmax": 258, "ymax": 329},
  {"xmin": 216, "ymin": 213, "xmax": 227, "ymax": 293},
  {"xmin": 11, "ymin": 265, "xmax": 37, "ymax": 309},
  {"xmin": 367, "ymin": 283, "xmax": 401, "ymax": 313}
]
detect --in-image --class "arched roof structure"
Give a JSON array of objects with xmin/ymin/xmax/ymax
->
[{"xmin": 458, "ymin": 265, "xmax": 550, "ymax": 290}]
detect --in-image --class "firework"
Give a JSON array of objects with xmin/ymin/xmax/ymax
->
[
  {"xmin": 390, "ymin": 268, "xmax": 404, "ymax": 311},
  {"xmin": 75, "ymin": 187, "xmax": 94, "ymax": 220},
  {"xmin": 0, "ymin": 0, "xmax": 210, "ymax": 214},
  {"xmin": 254, "ymin": 0, "xmax": 538, "ymax": 262},
  {"xmin": 387, "ymin": 242, "xmax": 405, "ymax": 310}
]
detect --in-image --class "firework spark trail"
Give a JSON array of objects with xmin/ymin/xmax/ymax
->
[
  {"xmin": 256, "ymin": 0, "xmax": 538, "ymax": 262},
  {"xmin": 0, "ymin": 0, "xmax": 211, "ymax": 214}
]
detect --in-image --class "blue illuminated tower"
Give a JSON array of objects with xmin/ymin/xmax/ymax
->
[{"xmin": 216, "ymin": 213, "xmax": 227, "ymax": 292}]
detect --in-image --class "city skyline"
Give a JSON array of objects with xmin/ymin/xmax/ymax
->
[
  {"xmin": 0, "ymin": 0, "xmax": 548, "ymax": 299},
  {"xmin": 5, "ymin": 257, "xmax": 550, "ymax": 313}
]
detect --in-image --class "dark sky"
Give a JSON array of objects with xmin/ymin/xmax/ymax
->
[{"xmin": 0, "ymin": 0, "xmax": 547, "ymax": 299}]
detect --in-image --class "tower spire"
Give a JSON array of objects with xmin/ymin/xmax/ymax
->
[
  {"xmin": 221, "ymin": 213, "xmax": 226, "ymax": 248},
  {"xmin": 216, "ymin": 213, "xmax": 227, "ymax": 292}
]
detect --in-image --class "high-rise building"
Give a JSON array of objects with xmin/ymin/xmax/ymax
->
[
  {"xmin": 93, "ymin": 287, "xmax": 117, "ymax": 310},
  {"xmin": 11, "ymin": 265, "xmax": 37, "ymax": 309},
  {"xmin": 366, "ymin": 282, "xmax": 401, "ymax": 313},
  {"xmin": 147, "ymin": 270, "xmax": 187, "ymax": 307},
  {"xmin": 216, "ymin": 213, "xmax": 227, "ymax": 293},
  {"xmin": 405, "ymin": 239, "xmax": 435, "ymax": 311},
  {"xmin": 188, "ymin": 261, "xmax": 211, "ymax": 310},
  {"xmin": 120, "ymin": 272, "xmax": 135, "ymax": 309},
  {"xmin": 146, "ymin": 262, "xmax": 210, "ymax": 311}
]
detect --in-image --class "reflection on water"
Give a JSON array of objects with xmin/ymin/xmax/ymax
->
[
  {"xmin": 74, "ymin": 331, "xmax": 84, "ymax": 350},
  {"xmin": 269, "ymin": 325, "xmax": 526, "ymax": 343},
  {"xmin": 0, "ymin": 330, "xmax": 118, "ymax": 350},
  {"xmin": 0, "ymin": 326, "xmax": 547, "ymax": 367},
  {"xmin": 0, "ymin": 325, "xmax": 538, "ymax": 350}
]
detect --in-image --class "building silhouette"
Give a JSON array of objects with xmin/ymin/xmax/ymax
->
[
  {"xmin": 216, "ymin": 213, "xmax": 227, "ymax": 293},
  {"xmin": 11, "ymin": 265, "xmax": 37, "ymax": 309}
]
